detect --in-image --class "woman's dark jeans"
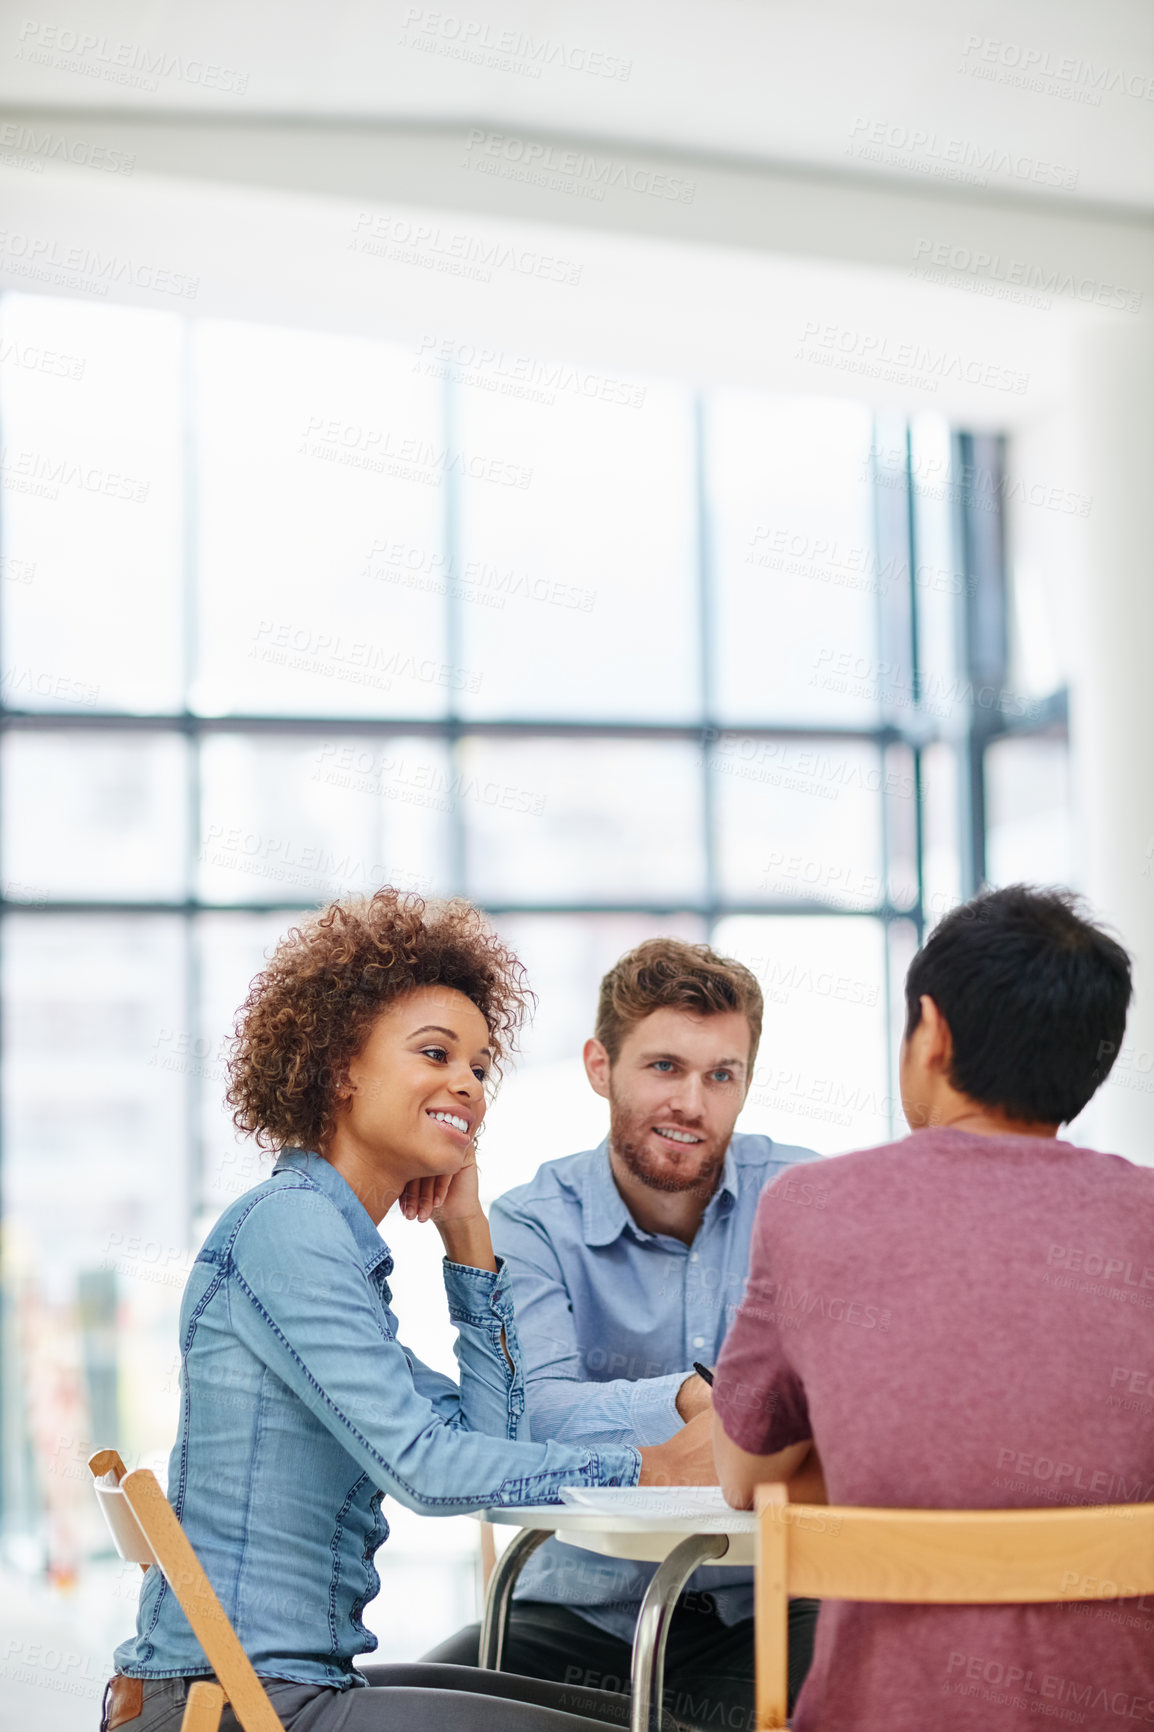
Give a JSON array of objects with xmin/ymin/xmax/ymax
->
[{"xmin": 100, "ymin": 1661, "xmax": 677, "ymax": 1732}]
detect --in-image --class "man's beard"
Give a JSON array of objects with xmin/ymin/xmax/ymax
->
[{"xmin": 608, "ymin": 1091, "xmax": 727, "ymax": 1195}]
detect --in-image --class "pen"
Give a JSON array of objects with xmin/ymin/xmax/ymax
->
[{"xmin": 693, "ymin": 1360, "xmax": 714, "ymax": 1386}]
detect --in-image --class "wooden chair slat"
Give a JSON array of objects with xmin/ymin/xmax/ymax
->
[
  {"xmin": 754, "ymin": 1486, "xmax": 789, "ymax": 1732},
  {"xmin": 182, "ymin": 1681, "xmax": 227, "ymax": 1732},
  {"xmin": 755, "ymin": 1491, "xmax": 1154, "ymax": 1731},
  {"xmin": 783, "ymin": 1501, "xmax": 1154, "ymax": 1603},
  {"xmin": 119, "ymin": 1472, "xmax": 285, "ymax": 1732},
  {"xmin": 87, "ymin": 1455, "xmax": 285, "ymax": 1732}
]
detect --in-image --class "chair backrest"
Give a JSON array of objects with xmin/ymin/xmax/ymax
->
[
  {"xmin": 755, "ymin": 1484, "xmax": 1154, "ymax": 1731},
  {"xmin": 89, "ymin": 1450, "xmax": 285, "ymax": 1732}
]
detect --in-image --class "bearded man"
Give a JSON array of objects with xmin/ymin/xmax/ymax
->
[{"xmin": 426, "ymin": 938, "xmax": 822, "ymax": 1730}]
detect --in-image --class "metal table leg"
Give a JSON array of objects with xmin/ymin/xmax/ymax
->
[
  {"xmin": 477, "ymin": 1526, "xmax": 553, "ymax": 1670},
  {"xmin": 630, "ymin": 1533, "xmax": 729, "ymax": 1732}
]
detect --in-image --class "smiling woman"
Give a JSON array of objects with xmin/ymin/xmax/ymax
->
[
  {"xmin": 224, "ymin": 891, "xmax": 526, "ymax": 1242},
  {"xmin": 102, "ymin": 888, "xmax": 713, "ymax": 1732},
  {"xmin": 225, "ymin": 890, "xmax": 527, "ymax": 1150}
]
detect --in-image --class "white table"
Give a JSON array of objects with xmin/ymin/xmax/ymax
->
[{"xmin": 477, "ymin": 1503, "xmax": 757, "ymax": 1732}]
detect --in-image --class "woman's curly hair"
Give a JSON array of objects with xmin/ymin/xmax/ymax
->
[{"xmin": 226, "ymin": 888, "xmax": 532, "ymax": 1152}]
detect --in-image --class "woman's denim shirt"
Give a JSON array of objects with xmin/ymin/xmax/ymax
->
[{"xmin": 115, "ymin": 1150, "xmax": 641, "ymax": 1687}]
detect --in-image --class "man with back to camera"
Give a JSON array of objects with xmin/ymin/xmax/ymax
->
[
  {"xmin": 428, "ymin": 937, "xmax": 824, "ymax": 1727},
  {"xmin": 713, "ymin": 884, "xmax": 1154, "ymax": 1732}
]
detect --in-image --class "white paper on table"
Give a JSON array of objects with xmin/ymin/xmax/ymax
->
[{"xmin": 557, "ymin": 1486, "xmax": 734, "ymax": 1518}]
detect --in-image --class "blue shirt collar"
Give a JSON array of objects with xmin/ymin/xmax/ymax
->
[
  {"xmin": 578, "ymin": 1136, "xmax": 740, "ymax": 1247},
  {"xmin": 273, "ymin": 1148, "xmax": 393, "ymax": 1276}
]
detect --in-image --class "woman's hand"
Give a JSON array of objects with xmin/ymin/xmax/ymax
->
[
  {"xmin": 399, "ymin": 1142, "xmax": 482, "ymax": 1226},
  {"xmin": 398, "ymin": 1145, "xmax": 497, "ymax": 1274}
]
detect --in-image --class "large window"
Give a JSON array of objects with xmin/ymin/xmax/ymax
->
[{"xmin": 0, "ymin": 293, "xmax": 1065, "ymax": 1659}]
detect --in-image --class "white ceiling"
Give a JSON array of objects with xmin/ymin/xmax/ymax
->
[{"xmin": 2, "ymin": 0, "xmax": 1152, "ymax": 213}]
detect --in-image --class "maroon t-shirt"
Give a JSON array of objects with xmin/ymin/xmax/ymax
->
[{"xmin": 714, "ymin": 1127, "xmax": 1154, "ymax": 1732}]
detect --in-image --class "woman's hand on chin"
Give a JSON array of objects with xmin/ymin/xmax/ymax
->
[
  {"xmin": 399, "ymin": 1147, "xmax": 499, "ymax": 1274},
  {"xmin": 400, "ymin": 1143, "xmax": 482, "ymax": 1227}
]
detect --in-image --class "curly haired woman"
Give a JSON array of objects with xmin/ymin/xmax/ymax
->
[{"xmin": 103, "ymin": 890, "xmax": 711, "ymax": 1732}]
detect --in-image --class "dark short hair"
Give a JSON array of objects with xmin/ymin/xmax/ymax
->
[
  {"xmin": 227, "ymin": 889, "xmax": 531, "ymax": 1151},
  {"xmin": 904, "ymin": 884, "xmax": 1132, "ymax": 1125},
  {"xmin": 595, "ymin": 938, "xmax": 764, "ymax": 1070}
]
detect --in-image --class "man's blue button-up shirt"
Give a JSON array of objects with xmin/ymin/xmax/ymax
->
[
  {"xmin": 115, "ymin": 1149, "xmax": 641, "ymax": 1687},
  {"xmin": 491, "ymin": 1132, "xmax": 822, "ymax": 1642}
]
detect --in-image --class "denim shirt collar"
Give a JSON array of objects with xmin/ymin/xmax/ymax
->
[
  {"xmin": 578, "ymin": 1136, "xmax": 739, "ymax": 1247},
  {"xmin": 273, "ymin": 1148, "xmax": 393, "ymax": 1277}
]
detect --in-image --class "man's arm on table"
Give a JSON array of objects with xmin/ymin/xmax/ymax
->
[
  {"xmin": 491, "ymin": 1193, "xmax": 707, "ymax": 1446},
  {"xmin": 712, "ymin": 1423, "xmax": 828, "ymax": 1509},
  {"xmin": 710, "ymin": 1186, "xmax": 825, "ymax": 1508}
]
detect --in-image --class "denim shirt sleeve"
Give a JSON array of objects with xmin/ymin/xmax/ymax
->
[
  {"xmin": 492, "ymin": 1195, "xmax": 685, "ymax": 1449},
  {"xmin": 225, "ymin": 1188, "xmax": 640, "ymax": 1513},
  {"xmin": 403, "ymin": 1258, "xmax": 526, "ymax": 1441}
]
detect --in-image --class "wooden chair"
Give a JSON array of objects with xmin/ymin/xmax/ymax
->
[
  {"xmin": 755, "ymin": 1483, "xmax": 1154, "ymax": 1730},
  {"xmin": 89, "ymin": 1450, "xmax": 284, "ymax": 1732}
]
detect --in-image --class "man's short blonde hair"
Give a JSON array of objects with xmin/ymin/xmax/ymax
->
[{"xmin": 594, "ymin": 938, "xmax": 763, "ymax": 1071}]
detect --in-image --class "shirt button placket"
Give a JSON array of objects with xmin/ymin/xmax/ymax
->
[{"xmin": 686, "ymin": 1221, "xmax": 720, "ymax": 1360}]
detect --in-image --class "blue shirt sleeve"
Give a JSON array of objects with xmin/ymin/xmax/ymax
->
[
  {"xmin": 399, "ymin": 1259, "xmax": 527, "ymax": 1441},
  {"xmin": 225, "ymin": 1188, "xmax": 640, "ymax": 1513},
  {"xmin": 491, "ymin": 1193, "xmax": 686, "ymax": 1449}
]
